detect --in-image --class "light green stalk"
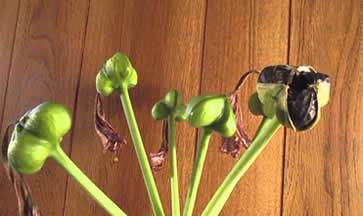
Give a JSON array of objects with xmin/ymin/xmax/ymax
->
[
  {"xmin": 169, "ymin": 115, "xmax": 181, "ymax": 216},
  {"xmin": 201, "ymin": 116, "xmax": 281, "ymax": 216},
  {"xmin": 119, "ymin": 84, "xmax": 165, "ymax": 216},
  {"xmin": 51, "ymin": 146, "xmax": 127, "ymax": 216},
  {"xmin": 183, "ymin": 128, "xmax": 213, "ymax": 216}
]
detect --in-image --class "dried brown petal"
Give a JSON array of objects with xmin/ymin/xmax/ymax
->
[
  {"xmin": 94, "ymin": 93, "xmax": 126, "ymax": 153},
  {"xmin": 2, "ymin": 124, "xmax": 41, "ymax": 216},
  {"xmin": 149, "ymin": 120, "xmax": 168, "ymax": 172},
  {"xmin": 221, "ymin": 70, "xmax": 259, "ymax": 157},
  {"xmin": 221, "ymin": 94, "xmax": 251, "ymax": 157}
]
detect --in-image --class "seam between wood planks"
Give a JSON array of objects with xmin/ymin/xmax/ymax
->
[
  {"xmin": 280, "ymin": 0, "xmax": 293, "ymax": 215},
  {"xmin": 61, "ymin": 1, "xmax": 92, "ymax": 215},
  {"xmin": 0, "ymin": 0, "xmax": 21, "ymax": 136},
  {"xmin": 193, "ymin": 0, "xmax": 209, "ymax": 162}
]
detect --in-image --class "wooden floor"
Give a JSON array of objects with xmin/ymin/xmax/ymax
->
[{"xmin": 0, "ymin": 0, "xmax": 361, "ymax": 215}]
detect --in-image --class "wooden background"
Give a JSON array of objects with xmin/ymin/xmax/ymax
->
[{"xmin": 0, "ymin": 0, "xmax": 361, "ymax": 215}]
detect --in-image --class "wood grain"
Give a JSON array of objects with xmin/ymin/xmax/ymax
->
[
  {"xmin": 195, "ymin": 0, "xmax": 289, "ymax": 215},
  {"xmin": 282, "ymin": 0, "xmax": 362, "ymax": 215},
  {"xmin": 1, "ymin": 0, "xmax": 361, "ymax": 215},
  {"xmin": 0, "ymin": 0, "xmax": 89, "ymax": 215},
  {"xmin": 0, "ymin": 0, "xmax": 19, "ymax": 129},
  {"xmin": 0, "ymin": 1, "xmax": 20, "ymax": 215},
  {"xmin": 63, "ymin": 0, "xmax": 207, "ymax": 215}
]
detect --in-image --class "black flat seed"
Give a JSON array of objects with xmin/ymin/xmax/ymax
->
[
  {"xmin": 288, "ymin": 88, "xmax": 318, "ymax": 130},
  {"xmin": 258, "ymin": 65, "xmax": 296, "ymax": 84},
  {"xmin": 310, "ymin": 72, "xmax": 330, "ymax": 84}
]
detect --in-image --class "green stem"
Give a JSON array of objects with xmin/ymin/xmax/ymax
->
[
  {"xmin": 51, "ymin": 146, "xmax": 127, "ymax": 216},
  {"xmin": 169, "ymin": 116, "xmax": 180, "ymax": 216},
  {"xmin": 201, "ymin": 116, "xmax": 281, "ymax": 216},
  {"xmin": 183, "ymin": 128, "xmax": 213, "ymax": 216},
  {"xmin": 119, "ymin": 85, "xmax": 165, "ymax": 216}
]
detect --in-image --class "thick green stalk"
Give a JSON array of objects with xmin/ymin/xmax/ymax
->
[
  {"xmin": 201, "ymin": 116, "xmax": 281, "ymax": 216},
  {"xmin": 51, "ymin": 146, "xmax": 127, "ymax": 216},
  {"xmin": 183, "ymin": 128, "xmax": 213, "ymax": 216},
  {"xmin": 169, "ymin": 115, "xmax": 180, "ymax": 216},
  {"xmin": 119, "ymin": 85, "xmax": 165, "ymax": 216}
]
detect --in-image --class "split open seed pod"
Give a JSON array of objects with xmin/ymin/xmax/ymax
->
[{"xmin": 255, "ymin": 65, "xmax": 330, "ymax": 131}]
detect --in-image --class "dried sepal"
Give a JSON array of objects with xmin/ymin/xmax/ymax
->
[
  {"xmin": 2, "ymin": 124, "xmax": 41, "ymax": 216},
  {"xmin": 94, "ymin": 93, "xmax": 126, "ymax": 153},
  {"xmin": 221, "ymin": 70, "xmax": 259, "ymax": 157},
  {"xmin": 149, "ymin": 120, "xmax": 168, "ymax": 172}
]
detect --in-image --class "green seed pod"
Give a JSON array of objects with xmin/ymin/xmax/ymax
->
[
  {"xmin": 248, "ymin": 92, "xmax": 264, "ymax": 116},
  {"xmin": 186, "ymin": 95, "xmax": 225, "ymax": 127},
  {"xmin": 174, "ymin": 104, "xmax": 187, "ymax": 121},
  {"xmin": 186, "ymin": 95, "xmax": 236, "ymax": 137},
  {"xmin": 150, "ymin": 90, "xmax": 186, "ymax": 171},
  {"xmin": 151, "ymin": 90, "xmax": 187, "ymax": 121},
  {"xmin": 96, "ymin": 52, "xmax": 137, "ymax": 96},
  {"xmin": 209, "ymin": 99, "xmax": 236, "ymax": 137},
  {"xmin": 152, "ymin": 101, "xmax": 170, "ymax": 120},
  {"xmin": 256, "ymin": 65, "xmax": 330, "ymax": 131},
  {"xmin": 96, "ymin": 69, "xmax": 115, "ymax": 96},
  {"xmin": 164, "ymin": 90, "xmax": 182, "ymax": 110},
  {"xmin": 7, "ymin": 102, "xmax": 72, "ymax": 174}
]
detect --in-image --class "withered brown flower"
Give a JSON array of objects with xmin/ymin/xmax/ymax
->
[
  {"xmin": 149, "ymin": 119, "xmax": 169, "ymax": 171},
  {"xmin": 221, "ymin": 70, "xmax": 259, "ymax": 157},
  {"xmin": 94, "ymin": 93, "xmax": 126, "ymax": 153},
  {"xmin": 1, "ymin": 124, "xmax": 41, "ymax": 216}
]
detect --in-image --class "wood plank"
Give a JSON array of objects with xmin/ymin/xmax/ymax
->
[
  {"xmin": 0, "ymin": 0, "xmax": 19, "ymax": 115},
  {"xmin": 0, "ymin": 1, "xmax": 89, "ymax": 215},
  {"xmin": 195, "ymin": 0, "xmax": 289, "ymax": 215},
  {"xmin": 0, "ymin": 1, "xmax": 20, "ymax": 215},
  {"xmin": 64, "ymin": 0, "xmax": 206, "ymax": 215},
  {"xmin": 282, "ymin": 0, "xmax": 362, "ymax": 215}
]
